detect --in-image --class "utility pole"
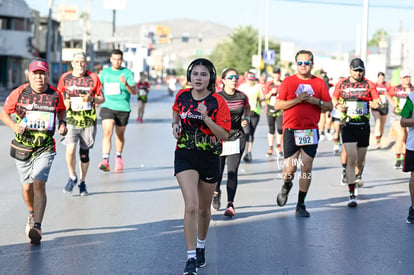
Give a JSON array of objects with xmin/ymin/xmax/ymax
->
[
  {"xmin": 361, "ymin": 0, "xmax": 369, "ymax": 62},
  {"xmin": 264, "ymin": 0, "xmax": 270, "ymax": 79},
  {"xmin": 45, "ymin": 0, "xmax": 54, "ymax": 62},
  {"xmin": 257, "ymin": 0, "xmax": 263, "ymax": 77},
  {"xmin": 112, "ymin": 9, "xmax": 116, "ymax": 49},
  {"xmin": 82, "ymin": 0, "xmax": 90, "ymax": 53}
]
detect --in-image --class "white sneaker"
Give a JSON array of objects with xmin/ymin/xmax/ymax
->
[
  {"xmin": 333, "ymin": 144, "xmax": 340, "ymax": 154},
  {"xmin": 320, "ymin": 134, "xmax": 326, "ymax": 141},
  {"xmin": 326, "ymin": 133, "xmax": 334, "ymax": 141}
]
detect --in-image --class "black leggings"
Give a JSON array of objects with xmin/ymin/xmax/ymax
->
[
  {"xmin": 266, "ymin": 113, "xmax": 283, "ymax": 135},
  {"xmin": 215, "ymin": 136, "xmax": 247, "ymax": 202},
  {"xmin": 244, "ymin": 113, "xmax": 260, "ymax": 142}
]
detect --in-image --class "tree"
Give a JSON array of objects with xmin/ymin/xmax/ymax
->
[
  {"xmin": 368, "ymin": 28, "xmax": 388, "ymax": 47},
  {"xmin": 209, "ymin": 26, "xmax": 280, "ymax": 76}
]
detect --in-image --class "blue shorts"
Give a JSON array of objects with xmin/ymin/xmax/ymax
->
[
  {"xmin": 174, "ymin": 149, "xmax": 220, "ymax": 183},
  {"xmin": 15, "ymin": 150, "xmax": 56, "ymax": 184}
]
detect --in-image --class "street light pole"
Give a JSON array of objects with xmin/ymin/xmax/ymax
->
[
  {"xmin": 45, "ymin": 0, "xmax": 54, "ymax": 62},
  {"xmin": 361, "ymin": 0, "xmax": 369, "ymax": 62}
]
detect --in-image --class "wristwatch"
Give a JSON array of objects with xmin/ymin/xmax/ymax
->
[{"xmin": 319, "ymin": 99, "xmax": 323, "ymax": 106}]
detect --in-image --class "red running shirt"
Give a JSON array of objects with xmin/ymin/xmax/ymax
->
[{"xmin": 277, "ymin": 75, "xmax": 331, "ymax": 130}]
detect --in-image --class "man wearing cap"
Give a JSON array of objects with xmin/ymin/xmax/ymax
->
[
  {"xmin": 0, "ymin": 57, "xmax": 67, "ymax": 245},
  {"xmin": 388, "ymin": 69, "xmax": 414, "ymax": 169},
  {"xmin": 332, "ymin": 57, "xmax": 380, "ymax": 207},
  {"xmin": 98, "ymin": 49, "xmax": 137, "ymax": 172},
  {"xmin": 58, "ymin": 51, "xmax": 105, "ymax": 196},
  {"xmin": 264, "ymin": 67, "xmax": 284, "ymax": 157},
  {"xmin": 238, "ymin": 71, "xmax": 265, "ymax": 162}
]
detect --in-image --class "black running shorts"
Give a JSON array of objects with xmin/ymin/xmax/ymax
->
[
  {"xmin": 403, "ymin": 150, "xmax": 414, "ymax": 172},
  {"xmin": 341, "ymin": 123, "xmax": 370, "ymax": 147},
  {"xmin": 100, "ymin": 107, "xmax": 130, "ymax": 127},
  {"xmin": 283, "ymin": 128, "xmax": 319, "ymax": 159},
  {"xmin": 174, "ymin": 149, "xmax": 220, "ymax": 183}
]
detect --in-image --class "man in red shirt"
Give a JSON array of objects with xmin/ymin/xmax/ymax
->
[
  {"xmin": 275, "ymin": 50, "xmax": 333, "ymax": 217},
  {"xmin": 0, "ymin": 58, "xmax": 67, "ymax": 244}
]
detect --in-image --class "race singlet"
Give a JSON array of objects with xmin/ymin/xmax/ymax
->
[
  {"xmin": 221, "ymin": 139, "xmax": 240, "ymax": 156},
  {"xmin": 70, "ymin": 97, "xmax": 92, "ymax": 111},
  {"xmin": 294, "ymin": 129, "xmax": 318, "ymax": 146},
  {"xmin": 105, "ymin": 83, "xmax": 121, "ymax": 95},
  {"xmin": 25, "ymin": 111, "xmax": 54, "ymax": 130}
]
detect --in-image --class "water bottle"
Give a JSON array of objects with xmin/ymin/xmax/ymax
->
[{"xmin": 20, "ymin": 118, "xmax": 27, "ymax": 129}]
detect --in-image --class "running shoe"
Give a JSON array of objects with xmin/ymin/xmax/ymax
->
[
  {"xmin": 295, "ymin": 203, "xmax": 310, "ymax": 217},
  {"xmin": 340, "ymin": 171, "xmax": 347, "ymax": 186},
  {"xmin": 79, "ymin": 182, "xmax": 89, "ymax": 196},
  {"xmin": 394, "ymin": 160, "xmax": 402, "ymax": 169},
  {"xmin": 63, "ymin": 176, "xmax": 77, "ymax": 193},
  {"xmin": 115, "ymin": 156, "xmax": 124, "ymax": 172},
  {"xmin": 333, "ymin": 143, "xmax": 340, "ymax": 155},
  {"xmin": 243, "ymin": 152, "xmax": 252, "ymax": 162},
  {"xmin": 28, "ymin": 227, "xmax": 42, "ymax": 245},
  {"xmin": 276, "ymin": 183, "xmax": 292, "ymax": 206},
  {"xmin": 355, "ymin": 174, "xmax": 363, "ymax": 187},
  {"xmin": 224, "ymin": 203, "xmax": 235, "ymax": 217},
  {"xmin": 183, "ymin": 258, "xmax": 197, "ymax": 275},
  {"xmin": 196, "ymin": 248, "xmax": 206, "ymax": 268},
  {"xmin": 99, "ymin": 159, "xmax": 110, "ymax": 172},
  {"xmin": 266, "ymin": 147, "xmax": 273, "ymax": 156},
  {"xmin": 326, "ymin": 132, "xmax": 333, "ymax": 141},
  {"xmin": 212, "ymin": 191, "xmax": 221, "ymax": 211},
  {"xmin": 319, "ymin": 134, "xmax": 326, "ymax": 141},
  {"xmin": 406, "ymin": 207, "xmax": 414, "ymax": 224},
  {"xmin": 347, "ymin": 195, "xmax": 358, "ymax": 208},
  {"xmin": 25, "ymin": 214, "xmax": 35, "ymax": 237}
]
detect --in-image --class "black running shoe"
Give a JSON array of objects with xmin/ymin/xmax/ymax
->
[
  {"xmin": 243, "ymin": 152, "xmax": 252, "ymax": 162},
  {"xmin": 63, "ymin": 176, "xmax": 77, "ymax": 193},
  {"xmin": 79, "ymin": 182, "xmax": 89, "ymax": 196},
  {"xmin": 406, "ymin": 207, "xmax": 414, "ymax": 224},
  {"xmin": 276, "ymin": 183, "xmax": 292, "ymax": 206},
  {"xmin": 348, "ymin": 195, "xmax": 358, "ymax": 207},
  {"xmin": 196, "ymin": 248, "xmax": 206, "ymax": 268},
  {"xmin": 295, "ymin": 203, "xmax": 310, "ymax": 217},
  {"xmin": 394, "ymin": 160, "xmax": 402, "ymax": 169},
  {"xmin": 340, "ymin": 171, "xmax": 346, "ymax": 186},
  {"xmin": 183, "ymin": 258, "xmax": 197, "ymax": 275},
  {"xmin": 212, "ymin": 191, "xmax": 221, "ymax": 210}
]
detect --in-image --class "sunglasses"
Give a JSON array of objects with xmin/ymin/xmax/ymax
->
[
  {"xmin": 297, "ymin": 61, "xmax": 312, "ymax": 66},
  {"xmin": 226, "ymin": 75, "xmax": 239, "ymax": 80}
]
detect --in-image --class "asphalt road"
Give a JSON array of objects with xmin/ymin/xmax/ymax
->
[{"xmin": 0, "ymin": 86, "xmax": 413, "ymax": 275}]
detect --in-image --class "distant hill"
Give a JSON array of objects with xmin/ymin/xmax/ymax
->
[{"xmin": 116, "ymin": 18, "xmax": 234, "ymax": 67}]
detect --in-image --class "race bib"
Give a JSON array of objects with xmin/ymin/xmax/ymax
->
[
  {"xmin": 294, "ymin": 129, "xmax": 318, "ymax": 146},
  {"xmin": 70, "ymin": 97, "xmax": 92, "ymax": 111},
  {"xmin": 399, "ymin": 98, "xmax": 407, "ymax": 109},
  {"xmin": 346, "ymin": 101, "xmax": 367, "ymax": 116},
  {"xmin": 269, "ymin": 95, "xmax": 276, "ymax": 106},
  {"xmin": 379, "ymin": 94, "xmax": 387, "ymax": 105},
  {"xmin": 139, "ymin": 89, "xmax": 147, "ymax": 96},
  {"xmin": 105, "ymin": 83, "xmax": 121, "ymax": 95},
  {"xmin": 25, "ymin": 111, "xmax": 54, "ymax": 130},
  {"xmin": 220, "ymin": 139, "xmax": 240, "ymax": 156}
]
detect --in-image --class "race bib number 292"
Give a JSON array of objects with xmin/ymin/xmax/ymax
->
[{"xmin": 294, "ymin": 129, "xmax": 318, "ymax": 146}]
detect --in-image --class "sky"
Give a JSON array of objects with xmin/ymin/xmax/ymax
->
[{"xmin": 24, "ymin": 0, "xmax": 414, "ymax": 53}]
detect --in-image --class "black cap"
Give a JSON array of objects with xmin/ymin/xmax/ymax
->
[
  {"xmin": 273, "ymin": 67, "xmax": 281, "ymax": 74},
  {"xmin": 350, "ymin": 58, "xmax": 365, "ymax": 71}
]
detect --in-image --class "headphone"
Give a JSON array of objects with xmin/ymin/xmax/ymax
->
[{"xmin": 186, "ymin": 58, "xmax": 217, "ymax": 87}]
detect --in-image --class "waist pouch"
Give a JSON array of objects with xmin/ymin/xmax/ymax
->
[{"xmin": 10, "ymin": 139, "xmax": 34, "ymax": 161}]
